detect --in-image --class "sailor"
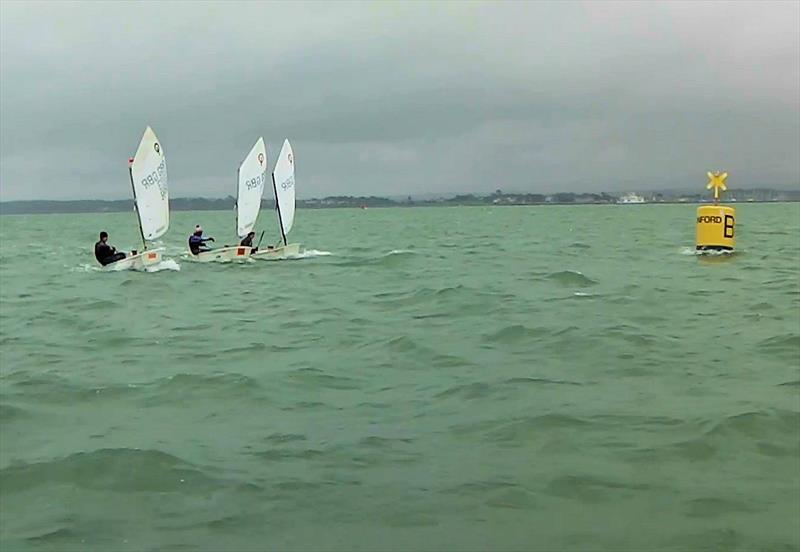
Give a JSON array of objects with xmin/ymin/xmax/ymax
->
[
  {"xmin": 240, "ymin": 231, "xmax": 259, "ymax": 252},
  {"xmin": 188, "ymin": 225, "xmax": 215, "ymax": 255},
  {"xmin": 94, "ymin": 231, "xmax": 126, "ymax": 266}
]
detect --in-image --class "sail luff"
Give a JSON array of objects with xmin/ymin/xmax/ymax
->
[
  {"xmin": 272, "ymin": 171, "xmax": 287, "ymax": 245},
  {"xmin": 128, "ymin": 163, "xmax": 146, "ymax": 250},
  {"xmin": 235, "ymin": 164, "xmax": 240, "ymax": 240}
]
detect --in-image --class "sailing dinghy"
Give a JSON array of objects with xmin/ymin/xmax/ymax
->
[
  {"xmin": 252, "ymin": 139, "xmax": 301, "ymax": 260},
  {"xmin": 188, "ymin": 137, "xmax": 267, "ymax": 262},
  {"xmin": 103, "ymin": 126, "xmax": 169, "ymax": 270}
]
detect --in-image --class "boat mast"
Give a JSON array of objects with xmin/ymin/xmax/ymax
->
[
  {"xmin": 128, "ymin": 160, "xmax": 147, "ymax": 250},
  {"xmin": 272, "ymin": 172, "xmax": 288, "ymax": 246},
  {"xmin": 235, "ymin": 164, "xmax": 240, "ymax": 241}
]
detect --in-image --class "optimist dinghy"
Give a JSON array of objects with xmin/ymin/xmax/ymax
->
[
  {"xmin": 252, "ymin": 139, "xmax": 302, "ymax": 260},
  {"xmin": 187, "ymin": 137, "xmax": 268, "ymax": 262},
  {"xmin": 103, "ymin": 126, "xmax": 170, "ymax": 271}
]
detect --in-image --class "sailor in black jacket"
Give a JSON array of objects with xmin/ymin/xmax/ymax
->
[{"xmin": 94, "ymin": 231, "xmax": 126, "ymax": 266}]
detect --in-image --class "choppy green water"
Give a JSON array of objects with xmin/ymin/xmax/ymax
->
[{"xmin": 1, "ymin": 204, "xmax": 799, "ymax": 551}]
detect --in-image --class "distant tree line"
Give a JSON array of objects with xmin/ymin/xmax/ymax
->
[{"xmin": 1, "ymin": 189, "xmax": 797, "ymax": 215}]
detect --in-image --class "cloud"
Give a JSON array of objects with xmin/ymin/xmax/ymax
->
[{"xmin": 1, "ymin": 0, "xmax": 797, "ymax": 200}]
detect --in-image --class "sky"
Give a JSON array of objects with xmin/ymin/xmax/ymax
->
[{"xmin": 1, "ymin": 0, "xmax": 798, "ymax": 201}]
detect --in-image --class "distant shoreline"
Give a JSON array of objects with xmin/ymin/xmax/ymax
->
[{"xmin": 1, "ymin": 191, "xmax": 798, "ymax": 215}]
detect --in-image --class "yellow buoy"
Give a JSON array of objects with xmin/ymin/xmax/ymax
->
[
  {"xmin": 696, "ymin": 171, "xmax": 735, "ymax": 252},
  {"xmin": 696, "ymin": 205, "xmax": 736, "ymax": 251}
]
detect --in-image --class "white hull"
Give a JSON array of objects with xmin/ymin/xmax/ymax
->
[
  {"xmin": 187, "ymin": 245, "xmax": 252, "ymax": 263},
  {"xmin": 251, "ymin": 243, "xmax": 302, "ymax": 260},
  {"xmin": 102, "ymin": 248, "xmax": 164, "ymax": 271}
]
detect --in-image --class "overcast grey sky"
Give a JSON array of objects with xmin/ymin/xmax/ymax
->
[{"xmin": 1, "ymin": 1, "xmax": 798, "ymax": 200}]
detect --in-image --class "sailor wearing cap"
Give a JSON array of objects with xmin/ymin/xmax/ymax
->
[{"xmin": 188, "ymin": 225, "xmax": 215, "ymax": 255}]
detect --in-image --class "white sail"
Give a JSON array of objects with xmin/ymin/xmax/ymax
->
[
  {"xmin": 130, "ymin": 127, "xmax": 169, "ymax": 241},
  {"xmin": 272, "ymin": 139, "xmax": 296, "ymax": 240},
  {"xmin": 237, "ymin": 137, "xmax": 267, "ymax": 237}
]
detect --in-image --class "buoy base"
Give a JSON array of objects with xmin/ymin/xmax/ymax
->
[{"xmin": 696, "ymin": 245, "xmax": 734, "ymax": 251}]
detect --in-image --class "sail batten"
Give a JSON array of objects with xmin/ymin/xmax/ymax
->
[
  {"xmin": 237, "ymin": 137, "xmax": 267, "ymax": 238},
  {"xmin": 130, "ymin": 127, "xmax": 169, "ymax": 242},
  {"xmin": 272, "ymin": 139, "xmax": 295, "ymax": 240}
]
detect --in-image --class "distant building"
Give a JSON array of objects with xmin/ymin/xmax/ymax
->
[{"xmin": 618, "ymin": 193, "xmax": 645, "ymax": 204}]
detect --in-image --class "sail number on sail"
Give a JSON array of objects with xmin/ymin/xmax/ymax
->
[
  {"xmin": 246, "ymin": 170, "xmax": 268, "ymax": 190},
  {"xmin": 141, "ymin": 158, "xmax": 168, "ymax": 199},
  {"xmin": 279, "ymin": 175, "xmax": 294, "ymax": 191}
]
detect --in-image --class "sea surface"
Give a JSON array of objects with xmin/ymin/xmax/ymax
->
[{"xmin": 1, "ymin": 204, "xmax": 798, "ymax": 551}]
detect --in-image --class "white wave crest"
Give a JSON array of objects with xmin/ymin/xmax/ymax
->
[
  {"xmin": 295, "ymin": 249, "xmax": 332, "ymax": 259},
  {"xmin": 681, "ymin": 247, "xmax": 736, "ymax": 256},
  {"xmin": 146, "ymin": 259, "xmax": 181, "ymax": 272},
  {"xmin": 72, "ymin": 263, "xmax": 102, "ymax": 272}
]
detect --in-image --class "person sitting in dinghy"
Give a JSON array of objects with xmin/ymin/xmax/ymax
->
[
  {"xmin": 240, "ymin": 231, "xmax": 259, "ymax": 253},
  {"xmin": 94, "ymin": 231, "xmax": 126, "ymax": 266},
  {"xmin": 189, "ymin": 225, "xmax": 215, "ymax": 255}
]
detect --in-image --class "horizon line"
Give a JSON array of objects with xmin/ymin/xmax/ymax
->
[{"xmin": 2, "ymin": 186, "xmax": 799, "ymax": 204}]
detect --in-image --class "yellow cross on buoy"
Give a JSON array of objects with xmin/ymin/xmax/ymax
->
[{"xmin": 706, "ymin": 171, "xmax": 728, "ymax": 201}]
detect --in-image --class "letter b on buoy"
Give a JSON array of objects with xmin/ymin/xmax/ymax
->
[{"xmin": 696, "ymin": 205, "xmax": 735, "ymax": 251}]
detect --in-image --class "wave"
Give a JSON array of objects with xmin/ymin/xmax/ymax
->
[
  {"xmin": 294, "ymin": 249, "xmax": 332, "ymax": 258},
  {"xmin": 661, "ymin": 436, "xmax": 718, "ymax": 462},
  {"xmin": 371, "ymin": 285, "xmax": 511, "ymax": 320},
  {"xmin": 0, "ymin": 448, "xmax": 223, "ymax": 493},
  {"xmin": 4, "ymin": 371, "xmax": 270, "ymax": 408},
  {"xmin": 383, "ymin": 335, "xmax": 428, "ymax": 353},
  {"xmin": 544, "ymin": 474, "xmax": 652, "ymax": 502},
  {"xmin": 757, "ymin": 334, "xmax": 800, "ymax": 359},
  {"xmin": 435, "ymin": 382, "xmax": 494, "ymax": 400},
  {"xmin": 143, "ymin": 372, "xmax": 264, "ymax": 403},
  {"xmin": 450, "ymin": 413, "xmax": 593, "ymax": 444},
  {"xmin": 264, "ymin": 432, "xmax": 307, "ymax": 444},
  {"xmin": 77, "ymin": 298, "xmax": 121, "ymax": 310},
  {"xmin": 333, "ymin": 249, "xmax": 417, "ymax": 268},
  {"xmin": 359, "ymin": 435, "xmax": 415, "ymax": 448},
  {"xmin": 485, "ymin": 324, "xmax": 550, "ymax": 344},
  {"xmin": 286, "ymin": 367, "xmax": 362, "ymax": 390},
  {"xmin": 72, "ymin": 259, "xmax": 180, "ymax": 273},
  {"xmin": 372, "ymin": 285, "xmax": 468, "ymax": 304},
  {"xmin": 682, "ymin": 246, "xmax": 737, "ymax": 257},
  {"xmin": 572, "ymin": 291, "xmax": 595, "ymax": 297},
  {"xmin": 71, "ymin": 263, "xmax": 102, "ymax": 273},
  {"xmin": 146, "ymin": 258, "xmax": 180, "ymax": 272},
  {"xmin": 686, "ymin": 497, "xmax": 757, "ymax": 518},
  {"xmin": 503, "ymin": 376, "xmax": 582, "ymax": 386},
  {"xmin": 441, "ymin": 478, "xmax": 519, "ymax": 496},
  {"xmin": 3, "ymin": 373, "xmax": 142, "ymax": 404},
  {"xmin": 0, "ymin": 402, "xmax": 29, "ymax": 421},
  {"xmin": 543, "ymin": 292, "xmax": 604, "ymax": 302},
  {"xmin": 704, "ymin": 409, "xmax": 800, "ymax": 439},
  {"xmin": 249, "ymin": 448, "xmax": 325, "ymax": 461},
  {"xmin": 619, "ymin": 409, "xmax": 800, "ymax": 466},
  {"xmin": 545, "ymin": 270, "xmax": 598, "ymax": 286}
]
